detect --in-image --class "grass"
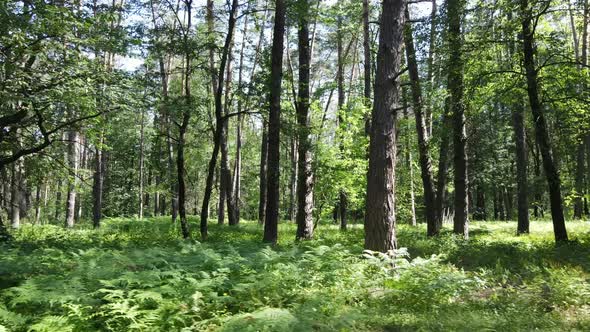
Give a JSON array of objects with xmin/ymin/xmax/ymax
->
[{"xmin": 0, "ymin": 217, "xmax": 589, "ymax": 331}]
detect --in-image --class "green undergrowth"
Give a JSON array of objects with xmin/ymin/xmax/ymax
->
[{"xmin": 1, "ymin": 218, "xmax": 589, "ymax": 331}]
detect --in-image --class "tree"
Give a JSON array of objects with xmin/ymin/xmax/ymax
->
[
  {"xmin": 200, "ymin": 0, "xmax": 240, "ymax": 240},
  {"xmin": 364, "ymin": 0, "xmax": 405, "ymax": 252},
  {"xmin": 447, "ymin": 0, "xmax": 468, "ymax": 239},
  {"xmin": 520, "ymin": 0, "xmax": 567, "ymax": 242},
  {"xmin": 263, "ymin": 0, "xmax": 287, "ymax": 244},
  {"xmin": 295, "ymin": 0, "xmax": 314, "ymax": 240},
  {"xmin": 403, "ymin": 6, "xmax": 437, "ymax": 235}
]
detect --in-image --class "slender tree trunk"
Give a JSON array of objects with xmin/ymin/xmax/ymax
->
[
  {"xmin": 263, "ymin": 0, "xmax": 286, "ymax": 244},
  {"xmin": 364, "ymin": 0, "xmax": 405, "ymax": 252},
  {"xmin": 35, "ymin": 184, "xmax": 41, "ymax": 224},
  {"xmin": 403, "ymin": 7, "xmax": 437, "ymax": 234},
  {"xmin": 232, "ymin": 7, "xmax": 250, "ymax": 223},
  {"xmin": 520, "ymin": 0, "xmax": 568, "ymax": 242},
  {"xmin": 139, "ymin": 105, "xmax": 146, "ymax": 220},
  {"xmin": 434, "ymin": 97, "xmax": 451, "ymax": 229},
  {"xmin": 219, "ymin": 45, "xmax": 234, "ymax": 226},
  {"xmin": 447, "ymin": 0, "xmax": 468, "ymax": 239},
  {"xmin": 287, "ymin": 136, "xmax": 298, "ymax": 221},
  {"xmin": 201, "ymin": 0, "xmax": 240, "ymax": 239},
  {"xmin": 177, "ymin": 0, "xmax": 193, "ymax": 240},
  {"xmin": 92, "ymin": 136, "xmax": 105, "ymax": 228},
  {"xmin": 296, "ymin": 0, "xmax": 314, "ymax": 240},
  {"xmin": 65, "ymin": 130, "xmax": 79, "ymax": 228},
  {"xmin": 402, "ymin": 91, "xmax": 417, "ymax": 227},
  {"xmin": 574, "ymin": 0, "xmax": 589, "ymax": 219},
  {"xmin": 425, "ymin": 0, "xmax": 438, "ymax": 137},
  {"xmin": 512, "ymin": 89, "xmax": 529, "ymax": 230},
  {"xmin": 10, "ymin": 155, "xmax": 22, "ymax": 229},
  {"xmin": 336, "ymin": 12, "xmax": 348, "ymax": 230},
  {"xmin": 258, "ymin": 125, "xmax": 269, "ymax": 225},
  {"xmin": 362, "ymin": 0, "xmax": 371, "ymax": 134}
]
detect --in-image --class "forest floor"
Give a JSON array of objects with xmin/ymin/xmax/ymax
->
[{"xmin": 1, "ymin": 218, "xmax": 589, "ymax": 331}]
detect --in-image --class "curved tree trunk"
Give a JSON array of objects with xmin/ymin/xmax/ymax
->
[
  {"xmin": 520, "ymin": 0, "xmax": 567, "ymax": 242},
  {"xmin": 403, "ymin": 7, "xmax": 437, "ymax": 235}
]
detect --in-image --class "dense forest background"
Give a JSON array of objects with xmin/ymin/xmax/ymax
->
[{"xmin": 1, "ymin": 0, "xmax": 590, "ymax": 330}]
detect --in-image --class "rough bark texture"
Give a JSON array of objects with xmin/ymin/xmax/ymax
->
[
  {"xmin": 296, "ymin": 0, "xmax": 314, "ymax": 240},
  {"xmin": 403, "ymin": 7, "xmax": 437, "ymax": 235},
  {"xmin": 520, "ymin": 0, "xmax": 568, "ymax": 242},
  {"xmin": 447, "ymin": 0, "xmax": 468, "ymax": 239},
  {"xmin": 364, "ymin": 0, "xmax": 405, "ymax": 252},
  {"xmin": 263, "ymin": 0, "xmax": 286, "ymax": 244}
]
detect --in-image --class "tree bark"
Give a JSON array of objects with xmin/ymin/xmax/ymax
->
[
  {"xmin": 520, "ymin": 0, "xmax": 568, "ymax": 242},
  {"xmin": 434, "ymin": 97, "xmax": 451, "ymax": 229},
  {"xmin": 447, "ymin": 0, "xmax": 468, "ymax": 239},
  {"xmin": 336, "ymin": 11, "xmax": 348, "ymax": 230},
  {"xmin": 65, "ymin": 130, "xmax": 79, "ymax": 228},
  {"xmin": 176, "ymin": 0, "xmax": 193, "ymax": 240},
  {"xmin": 362, "ymin": 0, "xmax": 372, "ymax": 134},
  {"xmin": 232, "ymin": 6, "xmax": 250, "ymax": 223},
  {"xmin": 263, "ymin": 0, "xmax": 286, "ymax": 244},
  {"xmin": 219, "ymin": 42, "xmax": 234, "ymax": 226},
  {"xmin": 295, "ymin": 0, "xmax": 314, "ymax": 240},
  {"xmin": 258, "ymin": 125, "xmax": 269, "ymax": 225},
  {"xmin": 403, "ymin": 7, "xmax": 437, "ymax": 234},
  {"xmin": 364, "ymin": 0, "xmax": 405, "ymax": 252},
  {"xmin": 10, "ymin": 154, "xmax": 22, "ymax": 229}
]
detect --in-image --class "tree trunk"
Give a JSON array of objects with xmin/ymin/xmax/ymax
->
[
  {"xmin": 337, "ymin": 12, "xmax": 347, "ymax": 230},
  {"xmin": 520, "ymin": 0, "xmax": 568, "ymax": 242},
  {"xmin": 296, "ymin": 0, "xmax": 314, "ymax": 240},
  {"xmin": 447, "ymin": 0, "xmax": 468, "ymax": 239},
  {"xmin": 218, "ymin": 44, "xmax": 233, "ymax": 226},
  {"xmin": 263, "ymin": 0, "xmax": 286, "ymax": 244},
  {"xmin": 232, "ymin": 6, "xmax": 250, "ymax": 223},
  {"xmin": 65, "ymin": 130, "xmax": 79, "ymax": 228},
  {"xmin": 139, "ymin": 105, "xmax": 146, "ymax": 220},
  {"xmin": 425, "ymin": 0, "xmax": 438, "ymax": 137},
  {"xmin": 362, "ymin": 0, "xmax": 371, "ymax": 134},
  {"xmin": 434, "ymin": 97, "xmax": 451, "ymax": 229},
  {"xmin": 34, "ymin": 184, "xmax": 41, "ymax": 224},
  {"xmin": 10, "ymin": 155, "xmax": 22, "ymax": 229},
  {"xmin": 403, "ymin": 7, "xmax": 437, "ymax": 234},
  {"xmin": 364, "ymin": 0, "xmax": 405, "ymax": 252},
  {"xmin": 201, "ymin": 0, "xmax": 240, "ymax": 239},
  {"xmin": 177, "ymin": 0, "xmax": 193, "ymax": 240},
  {"xmin": 574, "ymin": 0, "xmax": 589, "ymax": 219},
  {"xmin": 258, "ymin": 125, "xmax": 269, "ymax": 225},
  {"xmin": 288, "ymin": 136, "xmax": 298, "ymax": 221}
]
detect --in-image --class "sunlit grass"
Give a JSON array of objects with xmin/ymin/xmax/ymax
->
[{"xmin": 0, "ymin": 218, "xmax": 588, "ymax": 331}]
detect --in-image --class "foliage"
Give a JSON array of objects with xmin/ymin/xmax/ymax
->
[{"xmin": 1, "ymin": 218, "xmax": 589, "ymax": 331}]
